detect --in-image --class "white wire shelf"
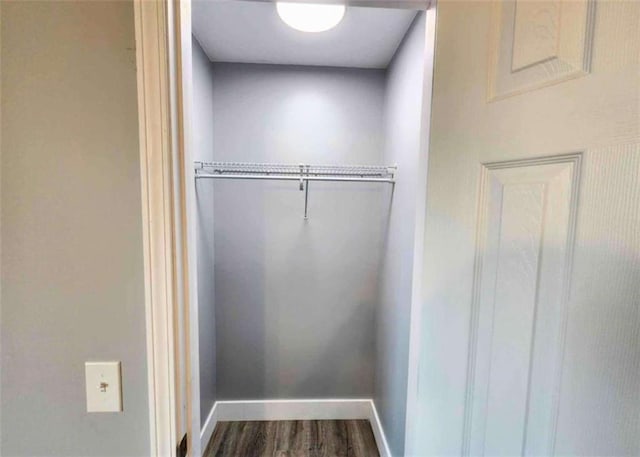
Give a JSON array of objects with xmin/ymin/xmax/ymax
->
[
  {"xmin": 194, "ymin": 161, "xmax": 396, "ymax": 219},
  {"xmin": 194, "ymin": 161, "xmax": 396, "ymax": 182}
]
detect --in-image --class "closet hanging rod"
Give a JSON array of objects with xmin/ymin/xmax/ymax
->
[
  {"xmin": 193, "ymin": 161, "xmax": 396, "ymax": 182},
  {"xmin": 194, "ymin": 174, "xmax": 394, "ymax": 183},
  {"xmin": 193, "ymin": 161, "xmax": 396, "ymax": 219}
]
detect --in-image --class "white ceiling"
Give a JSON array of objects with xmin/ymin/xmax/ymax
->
[{"xmin": 192, "ymin": 1, "xmax": 418, "ymax": 69}]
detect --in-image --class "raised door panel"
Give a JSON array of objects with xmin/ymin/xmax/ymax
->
[
  {"xmin": 488, "ymin": 0, "xmax": 596, "ymax": 100},
  {"xmin": 465, "ymin": 155, "xmax": 581, "ymax": 456}
]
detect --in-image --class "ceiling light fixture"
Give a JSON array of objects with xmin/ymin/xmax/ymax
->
[{"xmin": 276, "ymin": 2, "xmax": 346, "ymax": 33}]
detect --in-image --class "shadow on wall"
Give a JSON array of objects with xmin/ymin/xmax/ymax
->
[
  {"xmin": 214, "ymin": 180, "xmax": 268, "ymax": 400},
  {"xmin": 265, "ymin": 183, "xmax": 383, "ymax": 399},
  {"xmin": 195, "ymin": 180, "xmax": 220, "ymax": 422},
  {"xmin": 213, "ymin": 180, "xmax": 387, "ymax": 399}
]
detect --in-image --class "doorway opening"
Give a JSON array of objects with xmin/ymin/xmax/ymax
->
[{"xmin": 175, "ymin": 1, "xmax": 436, "ymax": 455}]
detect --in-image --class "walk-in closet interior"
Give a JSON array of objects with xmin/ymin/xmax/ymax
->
[{"xmin": 188, "ymin": 1, "xmax": 434, "ymax": 455}]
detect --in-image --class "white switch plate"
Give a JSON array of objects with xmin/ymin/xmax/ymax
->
[{"xmin": 85, "ymin": 361, "xmax": 122, "ymax": 412}]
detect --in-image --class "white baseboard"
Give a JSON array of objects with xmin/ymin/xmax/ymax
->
[
  {"xmin": 199, "ymin": 398, "xmax": 391, "ymax": 457},
  {"xmin": 367, "ymin": 400, "xmax": 392, "ymax": 457},
  {"xmin": 214, "ymin": 398, "xmax": 372, "ymax": 421},
  {"xmin": 200, "ymin": 402, "xmax": 219, "ymax": 454}
]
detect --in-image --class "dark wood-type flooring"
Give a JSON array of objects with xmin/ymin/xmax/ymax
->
[{"xmin": 204, "ymin": 420, "xmax": 380, "ymax": 457}]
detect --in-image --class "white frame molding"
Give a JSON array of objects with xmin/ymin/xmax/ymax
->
[
  {"xmin": 136, "ymin": 0, "xmax": 200, "ymax": 454},
  {"xmin": 173, "ymin": 0, "xmax": 202, "ymax": 455},
  {"xmin": 135, "ymin": 0, "xmax": 183, "ymax": 455},
  {"xmin": 403, "ymin": 4, "xmax": 437, "ymax": 456}
]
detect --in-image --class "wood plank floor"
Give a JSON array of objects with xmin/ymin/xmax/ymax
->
[{"xmin": 204, "ymin": 420, "xmax": 380, "ymax": 457}]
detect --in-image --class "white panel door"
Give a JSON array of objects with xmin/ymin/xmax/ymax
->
[{"xmin": 411, "ymin": 1, "xmax": 639, "ymax": 456}]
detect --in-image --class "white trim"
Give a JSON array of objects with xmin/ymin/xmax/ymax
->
[
  {"xmin": 166, "ymin": 0, "xmax": 189, "ymax": 446},
  {"xmin": 199, "ymin": 399, "xmax": 391, "ymax": 457},
  {"xmin": 200, "ymin": 403, "xmax": 220, "ymax": 455},
  {"xmin": 214, "ymin": 398, "xmax": 371, "ymax": 421},
  {"xmin": 134, "ymin": 1, "xmax": 180, "ymax": 455},
  {"xmin": 368, "ymin": 400, "xmax": 393, "ymax": 457},
  {"xmin": 171, "ymin": 1, "xmax": 203, "ymax": 455},
  {"xmin": 404, "ymin": 5, "xmax": 437, "ymax": 457}
]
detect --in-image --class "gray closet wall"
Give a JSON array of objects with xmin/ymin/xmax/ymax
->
[
  {"xmin": 375, "ymin": 13, "xmax": 427, "ymax": 457},
  {"xmin": 209, "ymin": 63, "xmax": 387, "ymax": 399},
  {"xmin": 192, "ymin": 37, "xmax": 218, "ymax": 425}
]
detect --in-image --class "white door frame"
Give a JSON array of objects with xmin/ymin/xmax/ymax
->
[
  {"xmin": 134, "ymin": 0, "xmax": 177, "ymax": 454},
  {"xmin": 403, "ymin": 4, "xmax": 437, "ymax": 455},
  {"xmin": 134, "ymin": 1, "xmax": 432, "ymax": 455},
  {"xmin": 134, "ymin": 0, "xmax": 196, "ymax": 455}
]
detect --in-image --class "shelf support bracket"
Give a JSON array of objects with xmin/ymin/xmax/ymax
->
[
  {"xmin": 304, "ymin": 179, "xmax": 309, "ymax": 220},
  {"xmin": 303, "ymin": 165, "xmax": 310, "ymax": 220}
]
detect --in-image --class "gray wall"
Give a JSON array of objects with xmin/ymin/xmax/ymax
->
[
  {"xmin": 210, "ymin": 63, "xmax": 387, "ymax": 399},
  {"xmin": 1, "ymin": 2, "xmax": 150, "ymax": 456},
  {"xmin": 192, "ymin": 36, "xmax": 217, "ymax": 427},
  {"xmin": 375, "ymin": 13, "xmax": 426, "ymax": 457}
]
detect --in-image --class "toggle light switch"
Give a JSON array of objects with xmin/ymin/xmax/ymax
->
[{"xmin": 85, "ymin": 361, "xmax": 122, "ymax": 412}]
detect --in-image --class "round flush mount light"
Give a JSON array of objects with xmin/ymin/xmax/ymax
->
[{"xmin": 276, "ymin": 2, "xmax": 346, "ymax": 33}]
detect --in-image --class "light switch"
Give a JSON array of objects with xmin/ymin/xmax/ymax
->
[{"xmin": 85, "ymin": 361, "xmax": 122, "ymax": 412}]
